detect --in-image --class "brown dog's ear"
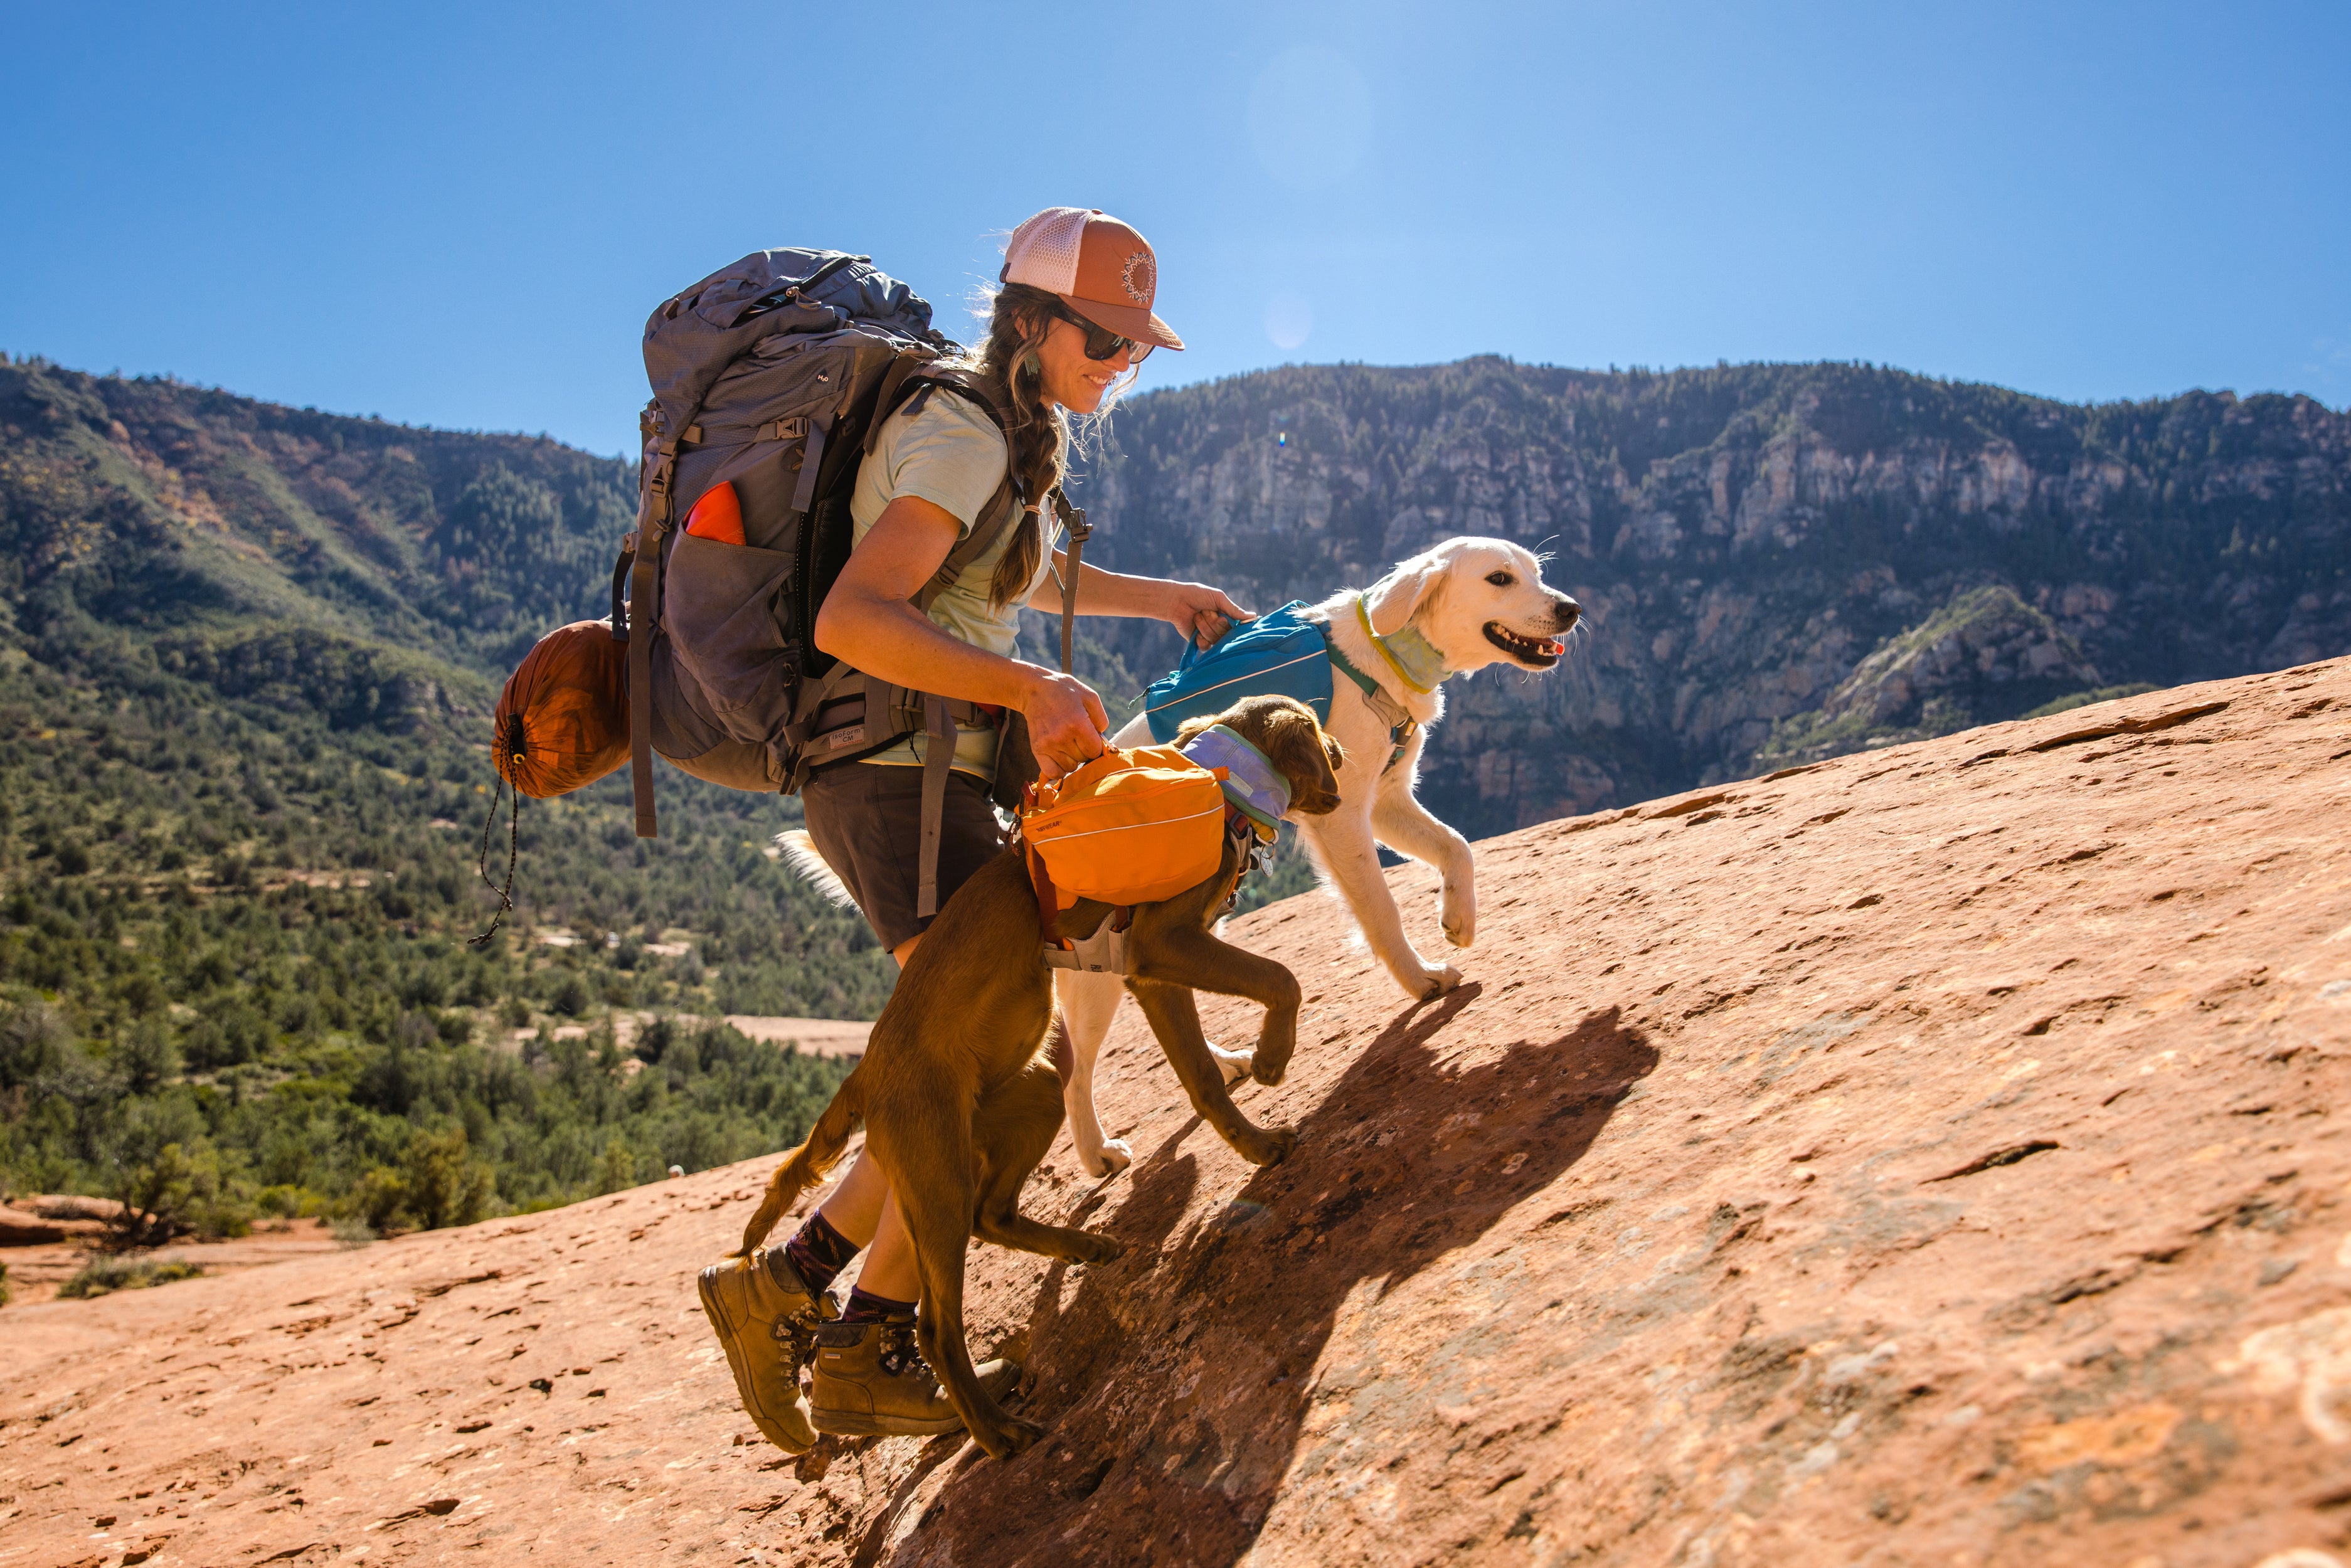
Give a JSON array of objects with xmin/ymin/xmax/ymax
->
[
  {"xmin": 1363, "ymin": 552, "xmax": 1446, "ymax": 637},
  {"xmin": 1258, "ymin": 703, "xmax": 1344, "ymax": 817}
]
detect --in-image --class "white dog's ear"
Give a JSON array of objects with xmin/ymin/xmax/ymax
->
[{"xmin": 1363, "ymin": 555, "xmax": 1445, "ymax": 636}]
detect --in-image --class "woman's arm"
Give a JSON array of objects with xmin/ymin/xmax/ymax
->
[
  {"xmin": 1028, "ymin": 553, "xmax": 1253, "ymax": 650},
  {"xmin": 815, "ymin": 495, "xmax": 1108, "ymax": 773}
]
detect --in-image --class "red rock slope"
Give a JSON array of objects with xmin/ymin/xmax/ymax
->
[{"xmin": 5, "ymin": 658, "xmax": 2350, "ymax": 1568}]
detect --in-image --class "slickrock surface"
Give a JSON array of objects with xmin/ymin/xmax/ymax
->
[
  {"xmin": 0, "ymin": 1218, "xmax": 344, "ymax": 1306},
  {"xmin": 5, "ymin": 659, "xmax": 2351, "ymax": 1567}
]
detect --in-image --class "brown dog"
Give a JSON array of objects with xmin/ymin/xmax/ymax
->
[{"xmin": 736, "ymin": 695, "xmax": 1344, "ymax": 1459}]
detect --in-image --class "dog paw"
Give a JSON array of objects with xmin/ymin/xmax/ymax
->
[
  {"xmin": 1440, "ymin": 889, "xmax": 1476, "ymax": 948},
  {"xmin": 972, "ymin": 1413, "xmax": 1048, "ymax": 1461},
  {"xmin": 1076, "ymin": 1139, "xmax": 1133, "ymax": 1179},
  {"xmin": 1073, "ymin": 1229, "xmax": 1125, "ymax": 1264},
  {"xmin": 1241, "ymin": 1126, "xmax": 1299, "ymax": 1167},
  {"xmin": 1411, "ymin": 963, "xmax": 1463, "ymax": 1001},
  {"xmin": 1208, "ymin": 1041, "xmax": 1255, "ymax": 1085}
]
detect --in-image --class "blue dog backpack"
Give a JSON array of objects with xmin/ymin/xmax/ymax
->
[{"xmin": 1142, "ymin": 602, "xmax": 1335, "ymax": 743}]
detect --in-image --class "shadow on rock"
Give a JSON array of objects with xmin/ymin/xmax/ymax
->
[{"xmin": 885, "ymin": 990, "xmax": 1658, "ymax": 1567}]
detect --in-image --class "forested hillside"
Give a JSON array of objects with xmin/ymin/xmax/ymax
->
[
  {"xmin": 0, "ymin": 356, "xmax": 884, "ymax": 1227},
  {"xmin": 1076, "ymin": 358, "xmax": 2351, "ymax": 836}
]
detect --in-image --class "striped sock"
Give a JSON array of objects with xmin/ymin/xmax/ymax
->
[
  {"xmin": 781, "ymin": 1211, "xmax": 857, "ymax": 1295},
  {"xmin": 841, "ymin": 1286, "xmax": 916, "ymax": 1325}
]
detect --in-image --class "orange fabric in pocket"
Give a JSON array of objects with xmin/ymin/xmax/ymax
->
[{"xmin": 684, "ymin": 482, "xmax": 744, "ymax": 545}]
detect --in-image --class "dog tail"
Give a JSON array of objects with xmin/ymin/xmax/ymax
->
[
  {"xmin": 735, "ymin": 1074, "xmax": 865, "ymax": 1256},
  {"xmin": 774, "ymin": 829, "xmax": 858, "ymax": 909}
]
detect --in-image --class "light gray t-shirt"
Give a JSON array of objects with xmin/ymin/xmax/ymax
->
[{"xmin": 848, "ymin": 390, "xmax": 1057, "ymax": 776}]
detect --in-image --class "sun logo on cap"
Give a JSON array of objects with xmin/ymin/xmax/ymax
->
[{"xmin": 1120, "ymin": 252, "xmax": 1155, "ymax": 305}]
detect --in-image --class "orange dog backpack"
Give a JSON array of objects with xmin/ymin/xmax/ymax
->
[{"xmin": 1021, "ymin": 745, "xmax": 1229, "ymax": 909}]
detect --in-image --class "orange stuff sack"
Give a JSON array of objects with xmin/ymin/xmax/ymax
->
[
  {"xmin": 1021, "ymin": 745, "xmax": 1228, "ymax": 906},
  {"xmin": 494, "ymin": 620, "xmax": 630, "ymax": 798},
  {"xmin": 683, "ymin": 481, "xmax": 744, "ymax": 544}
]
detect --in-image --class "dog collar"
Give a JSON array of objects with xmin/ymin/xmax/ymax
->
[
  {"xmin": 1354, "ymin": 591, "xmax": 1451, "ymax": 694},
  {"xmin": 1180, "ymin": 724, "xmax": 1288, "ymax": 837}
]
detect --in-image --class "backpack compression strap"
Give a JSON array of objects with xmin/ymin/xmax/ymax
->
[
  {"xmin": 1052, "ymin": 489, "xmax": 1090, "ymax": 675},
  {"xmin": 628, "ymin": 412, "xmax": 681, "ymax": 839}
]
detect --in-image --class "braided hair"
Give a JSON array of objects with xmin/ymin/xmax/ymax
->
[{"xmin": 965, "ymin": 282, "xmax": 1133, "ymax": 610}]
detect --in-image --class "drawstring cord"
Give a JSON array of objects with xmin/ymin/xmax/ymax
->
[{"xmin": 468, "ymin": 718, "xmax": 524, "ymax": 948}]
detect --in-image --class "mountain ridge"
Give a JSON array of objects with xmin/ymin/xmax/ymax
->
[{"xmin": 9, "ymin": 351, "xmax": 2346, "ymax": 828}]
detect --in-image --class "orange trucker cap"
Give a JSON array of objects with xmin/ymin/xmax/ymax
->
[{"xmin": 1001, "ymin": 208, "xmax": 1184, "ymax": 351}]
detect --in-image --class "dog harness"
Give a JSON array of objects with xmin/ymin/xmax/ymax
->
[
  {"xmin": 1179, "ymin": 724, "xmax": 1292, "ymax": 839},
  {"xmin": 1142, "ymin": 597, "xmax": 1421, "ymax": 774}
]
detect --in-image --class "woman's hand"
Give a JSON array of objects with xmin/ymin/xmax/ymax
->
[
  {"xmin": 1021, "ymin": 668, "xmax": 1110, "ymax": 779},
  {"xmin": 1160, "ymin": 581, "xmax": 1253, "ymax": 650}
]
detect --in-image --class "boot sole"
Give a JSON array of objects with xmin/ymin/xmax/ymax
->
[
  {"xmin": 697, "ymin": 1266, "xmax": 815, "ymax": 1454},
  {"xmin": 809, "ymin": 1407, "xmax": 968, "ymax": 1438}
]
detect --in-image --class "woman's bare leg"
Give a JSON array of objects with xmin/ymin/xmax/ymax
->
[{"xmin": 810, "ymin": 933, "xmax": 923, "ymax": 1302}]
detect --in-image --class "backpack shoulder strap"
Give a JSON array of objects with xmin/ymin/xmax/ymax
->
[
  {"xmin": 916, "ymin": 480, "xmax": 1022, "ymax": 613},
  {"xmin": 873, "ymin": 366, "xmax": 1027, "ymax": 615}
]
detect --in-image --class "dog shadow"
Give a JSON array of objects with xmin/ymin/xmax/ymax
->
[{"xmin": 871, "ymin": 988, "xmax": 1659, "ymax": 1568}]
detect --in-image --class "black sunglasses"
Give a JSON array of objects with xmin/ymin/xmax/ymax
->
[{"xmin": 1046, "ymin": 299, "xmax": 1152, "ymax": 365}]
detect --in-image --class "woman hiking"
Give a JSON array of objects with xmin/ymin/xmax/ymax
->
[{"xmin": 699, "ymin": 208, "xmax": 1246, "ymax": 1446}]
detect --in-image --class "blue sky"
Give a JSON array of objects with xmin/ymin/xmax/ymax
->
[{"xmin": 4, "ymin": 1, "xmax": 2346, "ymax": 455}]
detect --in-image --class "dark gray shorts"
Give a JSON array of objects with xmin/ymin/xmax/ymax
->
[{"xmin": 801, "ymin": 763, "xmax": 1006, "ymax": 953}]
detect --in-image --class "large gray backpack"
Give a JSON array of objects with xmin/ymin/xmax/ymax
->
[{"xmin": 618, "ymin": 250, "xmax": 1088, "ymax": 915}]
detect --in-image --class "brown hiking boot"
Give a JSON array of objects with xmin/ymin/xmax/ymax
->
[
  {"xmin": 808, "ymin": 1315, "xmax": 1021, "ymax": 1438},
  {"xmin": 696, "ymin": 1248, "xmax": 836, "ymax": 1453}
]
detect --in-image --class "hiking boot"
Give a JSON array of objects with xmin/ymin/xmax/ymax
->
[
  {"xmin": 696, "ymin": 1247, "xmax": 836, "ymax": 1453},
  {"xmin": 808, "ymin": 1315, "xmax": 1021, "ymax": 1438}
]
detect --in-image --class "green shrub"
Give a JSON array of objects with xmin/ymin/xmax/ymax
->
[
  {"xmin": 59, "ymin": 1256, "xmax": 204, "ymax": 1299},
  {"xmin": 350, "ymin": 1125, "xmax": 495, "ymax": 1234},
  {"xmin": 594, "ymin": 1138, "xmax": 638, "ymax": 1195},
  {"xmin": 114, "ymin": 1016, "xmax": 179, "ymax": 1094},
  {"xmin": 110, "ymin": 1143, "xmax": 252, "ymax": 1248},
  {"xmin": 254, "ymin": 1184, "xmax": 327, "ymax": 1219}
]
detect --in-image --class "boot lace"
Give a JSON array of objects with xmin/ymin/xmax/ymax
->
[
  {"xmin": 769, "ymin": 1300, "xmax": 825, "ymax": 1370},
  {"xmin": 875, "ymin": 1321, "xmax": 931, "ymax": 1381}
]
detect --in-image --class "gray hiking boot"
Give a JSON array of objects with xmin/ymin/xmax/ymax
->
[
  {"xmin": 808, "ymin": 1314, "xmax": 1021, "ymax": 1438},
  {"xmin": 696, "ymin": 1248, "xmax": 837, "ymax": 1453}
]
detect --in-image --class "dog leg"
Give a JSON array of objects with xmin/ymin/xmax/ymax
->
[
  {"xmin": 1053, "ymin": 968, "xmax": 1133, "ymax": 1178},
  {"xmin": 1124, "ymin": 915, "xmax": 1305, "ymax": 1086},
  {"xmin": 974, "ymin": 1061, "xmax": 1123, "ymax": 1264},
  {"xmin": 1125, "ymin": 978, "xmax": 1297, "ymax": 1167},
  {"xmin": 1371, "ymin": 764, "xmax": 1478, "ymax": 950},
  {"xmin": 902, "ymin": 1182, "xmax": 1045, "ymax": 1461},
  {"xmin": 1300, "ymin": 810, "xmax": 1461, "ymax": 1001}
]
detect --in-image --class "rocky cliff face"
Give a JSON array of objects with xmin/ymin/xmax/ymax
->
[
  {"xmin": 1077, "ymin": 361, "xmax": 2351, "ymax": 837},
  {"xmin": 7, "ymin": 657, "xmax": 2349, "ymax": 1567}
]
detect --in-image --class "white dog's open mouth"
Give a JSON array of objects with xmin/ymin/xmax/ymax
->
[{"xmin": 1484, "ymin": 622, "xmax": 1564, "ymax": 667}]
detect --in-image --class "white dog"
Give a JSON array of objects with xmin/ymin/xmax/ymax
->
[{"xmin": 1058, "ymin": 536, "xmax": 1579, "ymax": 1177}]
